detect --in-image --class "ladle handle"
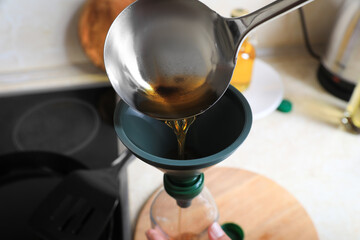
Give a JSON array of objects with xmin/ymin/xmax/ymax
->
[{"xmin": 227, "ymin": 0, "xmax": 314, "ymax": 51}]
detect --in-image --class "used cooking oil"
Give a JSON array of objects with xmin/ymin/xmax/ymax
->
[
  {"xmin": 138, "ymin": 75, "xmax": 217, "ymax": 119},
  {"xmin": 165, "ymin": 116, "xmax": 196, "ymax": 159}
]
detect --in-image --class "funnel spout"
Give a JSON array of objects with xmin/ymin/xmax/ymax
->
[
  {"xmin": 176, "ymin": 199, "xmax": 192, "ymax": 208},
  {"xmin": 164, "ymin": 173, "xmax": 204, "ymax": 208}
]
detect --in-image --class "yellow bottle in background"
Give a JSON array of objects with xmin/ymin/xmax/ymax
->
[
  {"xmin": 231, "ymin": 39, "xmax": 256, "ymax": 92},
  {"xmin": 342, "ymin": 78, "xmax": 360, "ymax": 132},
  {"xmin": 230, "ymin": 9, "xmax": 256, "ymax": 92}
]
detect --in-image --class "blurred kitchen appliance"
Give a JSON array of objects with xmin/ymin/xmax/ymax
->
[{"xmin": 318, "ymin": 0, "xmax": 360, "ymax": 101}]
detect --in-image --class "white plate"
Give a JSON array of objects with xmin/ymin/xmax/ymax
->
[{"xmin": 242, "ymin": 59, "xmax": 283, "ymax": 120}]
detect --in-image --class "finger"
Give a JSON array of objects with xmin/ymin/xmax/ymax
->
[
  {"xmin": 208, "ymin": 222, "xmax": 231, "ymax": 240},
  {"xmin": 146, "ymin": 228, "xmax": 168, "ymax": 240}
]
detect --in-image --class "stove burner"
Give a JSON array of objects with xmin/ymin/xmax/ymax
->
[{"xmin": 13, "ymin": 98, "xmax": 100, "ymax": 154}]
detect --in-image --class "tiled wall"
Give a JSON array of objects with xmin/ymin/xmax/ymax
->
[
  {"xmin": 0, "ymin": 0, "xmax": 88, "ymax": 73},
  {"xmin": 0, "ymin": 0, "xmax": 344, "ymax": 74}
]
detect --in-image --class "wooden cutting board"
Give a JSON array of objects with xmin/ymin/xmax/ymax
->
[
  {"xmin": 78, "ymin": 0, "xmax": 135, "ymax": 70},
  {"xmin": 134, "ymin": 167, "xmax": 318, "ymax": 240}
]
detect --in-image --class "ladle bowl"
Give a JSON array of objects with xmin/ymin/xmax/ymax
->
[
  {"xmin": 105, "ymin": 0, "xmax": 313, "ymax": 120},
  {"xmin": 114, "ymin": 85, "xmax": 252, "ymax": 178}
]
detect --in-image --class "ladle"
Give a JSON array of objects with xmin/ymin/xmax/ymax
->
[{"xmin": 104, "ymin": 0, "xmax": 313, "ymax": 119}]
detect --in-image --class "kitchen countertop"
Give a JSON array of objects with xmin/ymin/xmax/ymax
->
[
  {"xmin": 0, "ymin": 62, "xmax": 108, "ymax": 97},
  {"xmin": 2, "ymin": 52, "xmax": 358, "ymax": 239},
  {"xmin": 126, "ymin": 53, "xmax": 360, "ymax": 240}
]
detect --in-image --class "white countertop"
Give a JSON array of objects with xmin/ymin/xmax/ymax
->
[
  {"xmin": 126, "ymin": 53, "xmax": 360, "ymax": 240},
  {"xmin": 0, "ymin": 63, "xmax": 109, "ymax": 97}
]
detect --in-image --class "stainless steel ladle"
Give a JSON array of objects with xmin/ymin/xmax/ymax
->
[{"xmin": 104, "ymin": 0, "xmax": 313, "ymax": 120}]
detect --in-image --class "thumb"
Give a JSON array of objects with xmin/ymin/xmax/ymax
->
[
  {"xmin": 208, "ymin": 222, "xmax": 231, "ymax": 240},
  {"xmin": 146, "ymin": 228, "xmax": 167, "ymax": 240}
]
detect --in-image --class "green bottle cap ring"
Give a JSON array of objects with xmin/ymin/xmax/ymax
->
[
  {"xmin": 221, "ymin": 223, "xmax": 244, "ymax": 240},
  {"xmin": 277, "ymin": 99, "xmax": 292, "ymax": 113}
]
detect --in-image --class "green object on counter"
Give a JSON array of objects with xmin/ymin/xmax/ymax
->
[
  {"xmin": 277, "ymin": 99, "xmax": 292, "ymax": 113},
  {"xmin": 221, "ymin": 223, "xmax": 244, "ymax": 240}
]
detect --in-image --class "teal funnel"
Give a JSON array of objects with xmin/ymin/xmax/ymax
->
[{"xmin": 114, "ymin": 85, "xmax": 252, "ymax": 177}]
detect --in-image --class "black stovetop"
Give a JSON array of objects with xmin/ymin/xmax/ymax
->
[{"xmin": 0, "ymin": 85, "xmax": 119, "ymax": 168}]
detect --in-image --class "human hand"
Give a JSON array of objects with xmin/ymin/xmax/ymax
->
[
  {"xmin": 207, "ymin": 222, "xmax": 231, "ymax": 240},
  {"xmin": 146, "ymin": 222, "xmax": 231, "ymax": 240}
]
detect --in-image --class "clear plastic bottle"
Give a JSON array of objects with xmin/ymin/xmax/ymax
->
[{"xmin": 150, "ymin": 187, "xmax": 218, "ymax": 240}]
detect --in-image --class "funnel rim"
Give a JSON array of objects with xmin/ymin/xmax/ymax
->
[{"xmin": 114, "ymin": 85, "xmax": 252, "ymax": 170}]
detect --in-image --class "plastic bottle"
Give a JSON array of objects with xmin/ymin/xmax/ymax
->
[{"xmin": 150, "ymin": 187, "xmax": 218, "ymax": 240}]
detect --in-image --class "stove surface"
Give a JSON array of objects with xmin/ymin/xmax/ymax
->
[{"xmin": 0, "ymin": 86, "xmax": 119, "ymax": 168}]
